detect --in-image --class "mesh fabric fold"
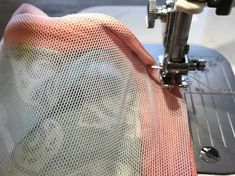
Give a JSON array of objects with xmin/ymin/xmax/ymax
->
[{"xmin": 0, "ymin": 4, "xmax": 196, "ymax": 176}]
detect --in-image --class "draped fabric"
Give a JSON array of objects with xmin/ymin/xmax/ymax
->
[{"xmin": 0, "ymin": 4, "xmax": 196, "ymax": 176}]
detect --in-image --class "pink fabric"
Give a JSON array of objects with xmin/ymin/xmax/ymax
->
[{"xmin": 0, "ymin": 4, "xmax": 196, "ymax": 176}]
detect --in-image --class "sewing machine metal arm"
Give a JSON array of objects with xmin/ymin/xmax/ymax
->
[{"xmin": 147, "ymin": 0, "xmax": 234, "ymax": 88}]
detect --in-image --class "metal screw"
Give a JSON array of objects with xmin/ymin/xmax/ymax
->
[{"xmin": 200, "ymin": 146, "xmax": 220, "ymax": 163}]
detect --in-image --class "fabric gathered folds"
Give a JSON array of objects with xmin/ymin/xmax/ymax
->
[{"xmin": 0, "ymin": 4, "xmax": 196, "ymax": 176}]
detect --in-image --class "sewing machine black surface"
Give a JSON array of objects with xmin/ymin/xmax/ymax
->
[{"xmin": 145, "ymin": 44, "xmax": 235, "ymax": 175}]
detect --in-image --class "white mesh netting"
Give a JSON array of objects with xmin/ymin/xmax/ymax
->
[{"xmin": 0, "ymin": 4, "xmax": 196, "ymax": 176}]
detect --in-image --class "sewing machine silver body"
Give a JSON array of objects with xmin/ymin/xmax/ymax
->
[{"xmin": 147, "ymin": 0, "xmax": 234, "ymax": 87}]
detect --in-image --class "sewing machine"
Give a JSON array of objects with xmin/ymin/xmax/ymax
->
[
  {"xmin": 0, "ymin": 1, "xmax": 234, "ymax": 175},
  {"xmin": 147, "ymin": 0, "xmax": 234, "ymax": 88},
  {"xmin": 147, "ymin": 0, "xmax": 235, "ymax": 175}
]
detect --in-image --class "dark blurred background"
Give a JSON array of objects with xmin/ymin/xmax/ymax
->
[{"xmin": 0, "ymin": 0, "xmax": 165, "ymax": 37}]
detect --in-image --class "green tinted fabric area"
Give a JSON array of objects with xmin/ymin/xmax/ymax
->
[{"xmin": 0, "ymin": 43, "xmax": 150, "ymax": 175}]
